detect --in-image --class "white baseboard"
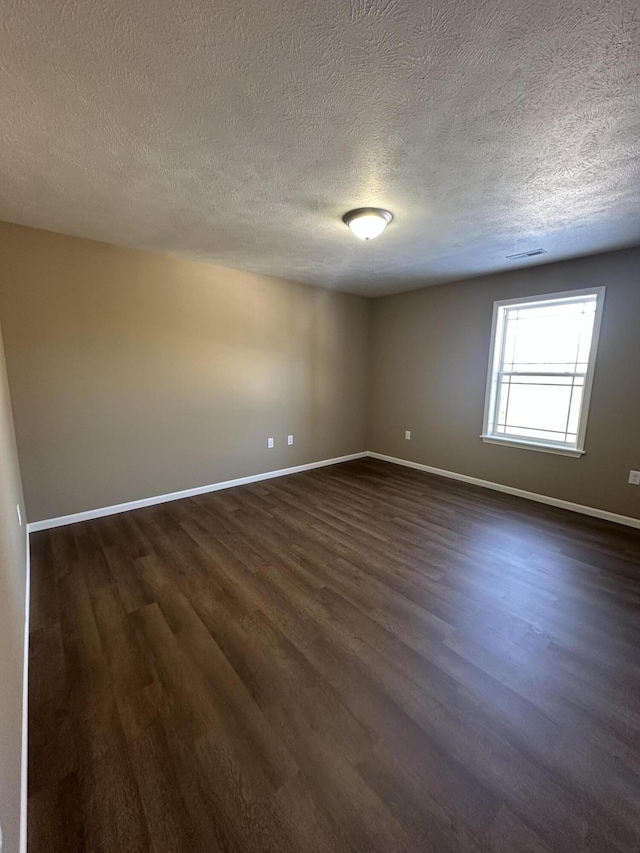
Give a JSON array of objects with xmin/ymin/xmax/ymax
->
[
  {"xmin": 26, "ymin": 449, "xmax": 640, "ymax": 534},
  {"xmin": 20, "ymin": 525, "xmax": 30, "ymax": 853},
  {"xmin": 26, "ymin": 452, "xmax": 369, "ymax": 532},
  {"xmin": 369, "ymin": 452, "xmax": 640, "ymax": 530}
]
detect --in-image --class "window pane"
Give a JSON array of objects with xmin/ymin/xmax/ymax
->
[
  {"xmin": 567, "ymin": 385, "xmax": 583, "ymax": 436},
  {"xmin": 503, "ymin": 425, "xmax": 572, "ymax": 442},
  {"xmin": 576, "ymin": 311, "xmax": 596, "ymax": 367},
  {"xmin": 500, "ymin": 380, "xmax": 573, "ymax": 436},
  {"xmin": 504, "ymin": 298, "xmax": 596, "ymax": 374}
]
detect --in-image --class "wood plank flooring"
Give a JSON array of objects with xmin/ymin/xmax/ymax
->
[{"xmin": 28, "ymin": 457, "xmax": 640, "ymax": 852}]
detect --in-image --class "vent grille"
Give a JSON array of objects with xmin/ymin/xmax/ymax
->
[{"xmin": 506, "ymin": 248, "xmax": 547, "ymax": 260}]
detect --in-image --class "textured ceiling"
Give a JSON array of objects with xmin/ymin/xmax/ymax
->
[{"xmin": 1, "ymin": 0, "xmax": 639, "ymax": 296}]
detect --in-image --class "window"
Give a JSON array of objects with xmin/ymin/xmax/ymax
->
[{"xmin": 482, "ymin": 287, "xmax": 605, "ymax": 457}]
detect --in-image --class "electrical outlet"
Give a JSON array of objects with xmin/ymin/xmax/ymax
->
[
  {"xmin": 287, "ymin": 435, "xmax": 294, "ymax": 445},
  {"xmin": 267, "ymin": 437, "xmax": 274, "ymax": 449},
  {"xmin": 405, "ymin": 430, "xmax": 411, "ymax": 440},
  {"xmin": 16, "ymin": 505, "xmax": 21, "ymax": 527},
  {"xmin": 629, "ymin": 470, "xmax": 640, "ymax": 486}
]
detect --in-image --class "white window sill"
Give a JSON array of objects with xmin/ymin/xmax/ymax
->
[{"xmin": 480, "ymin": 435, "xmax": 585, "ymax": 458}]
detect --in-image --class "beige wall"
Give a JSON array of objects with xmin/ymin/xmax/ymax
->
[
  {"xmin": 0, "ymin": 321, "xmax": 27, "ymax": 853},
  {"xmin": 1, "ymin": 220, "xmax": 639, "ymax": 529},
  {"xmin": 0, "ymin": 222, "xmax": 370, "ymax": 522},
  {"xmin": 370, "ymin": 248, "xmax": 640, "ymax": 520}
]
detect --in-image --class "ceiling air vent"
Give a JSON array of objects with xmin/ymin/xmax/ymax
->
[{"xmin": 506, "ymin": 248, "xmax": 547, "ymax": 260}]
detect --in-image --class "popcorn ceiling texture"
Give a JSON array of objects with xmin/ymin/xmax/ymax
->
[{"xmin": 0, "ymin": 0, "xmax": 639, "ymax": 295}]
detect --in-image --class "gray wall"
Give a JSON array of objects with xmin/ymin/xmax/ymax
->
[
  {"xmin": 370, "ymin": 247, "xmax": 640, "ymax": 519},
  {"xmin": 0, "ymin": 321, "xmax": 27, "ymax": 853},
  {"xmin": 0, "ymin": 223, "xmax": 370, "ymax": 522}
]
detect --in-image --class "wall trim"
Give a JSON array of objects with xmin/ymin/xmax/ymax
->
[
  {"xmin": 26, "ymin": 450, "xmax": 640, "ymax": 533},
  {"xmin": 368, "ymin": 452, "xmax": 640, "ymax": 530},
  {"xmin": 26, "ymin": 452, "xmax": 369, "ymax": 532},
  {"xmin": 20, "ymin": 524, "xmax": 30, "ymax": 853}
]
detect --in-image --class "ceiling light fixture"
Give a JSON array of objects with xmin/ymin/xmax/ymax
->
[{"xmin": 343, "ymin": 207, "xmax": 393, "ymax": 241}]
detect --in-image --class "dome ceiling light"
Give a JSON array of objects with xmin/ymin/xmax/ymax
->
[{"xmin": 343, "ymin": 208, "xmax": 393, "ymax": 241}]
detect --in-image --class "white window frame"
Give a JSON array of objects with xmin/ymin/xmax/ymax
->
[{"xmin": 481, "ymin": 287, "xmax": 606, "ymax": 458}]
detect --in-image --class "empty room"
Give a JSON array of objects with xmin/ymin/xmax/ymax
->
[{"xmin": 1, "ymin": 0, "xmax": 640, "ymax": 851}]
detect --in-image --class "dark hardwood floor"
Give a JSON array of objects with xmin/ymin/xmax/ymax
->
[{"xmin": 28, "ymin": 457, "xmax": 640, "ymax": 852}]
